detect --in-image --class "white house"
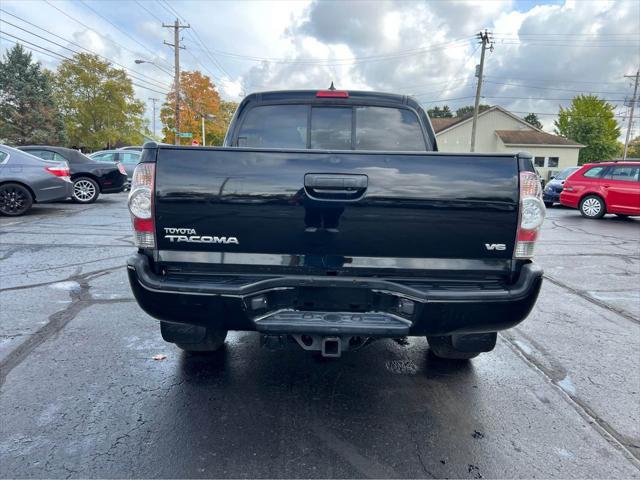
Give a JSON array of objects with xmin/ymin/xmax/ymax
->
[{"xmin": 431, "ymin": 106, "xmax": 584, "ymax": 180}]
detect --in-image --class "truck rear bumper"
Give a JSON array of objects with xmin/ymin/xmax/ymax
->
[{"xmin": 127, "ymin": 254, "xmax": 543, "ymax": 336}]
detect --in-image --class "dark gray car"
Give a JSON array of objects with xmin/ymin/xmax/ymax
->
[
  {"xmin": 0, "ymin": 145, "xmax": 73, "ymax": 216},
  {"xmin": 90, "ymin": 149, "xmax": 141, "ymax": 186}
]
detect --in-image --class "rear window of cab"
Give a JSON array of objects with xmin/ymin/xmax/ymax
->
[{"xmin": 235, "ymin": 104, "xmax": 427, "ymax": 151}]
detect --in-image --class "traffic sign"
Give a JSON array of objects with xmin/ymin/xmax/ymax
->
[{"xmin": 178, "ymin": 132, "xmax": 193, "ymax": 138}]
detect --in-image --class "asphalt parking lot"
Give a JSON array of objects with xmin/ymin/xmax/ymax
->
[{"xmin": 0, "ymin": 193, "xmax": 638, "ymax": 479}]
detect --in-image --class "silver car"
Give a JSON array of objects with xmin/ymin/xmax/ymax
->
[
  {"xmin": 90, "ymin": 149, "xmax": 141, "ymax": 187},
  {"xmin": 0, "ymin": 145, "xmax": 73, "ymax": 216}
]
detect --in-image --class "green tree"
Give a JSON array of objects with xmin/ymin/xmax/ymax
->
[
  {"xmin": 554, "ymin": 95, "xmax": 620, "ymax": 164},
  {"xmin": 427, "ymin": 105, "xmax": 453, "ymax": 118},
  {"xmin": 524, "ymin": 113, "xmax": 543, "ymax": 129},
  {"xmin": 54, "ymin": 53, "xmax": 145, "ymax": 149},
  {"xmin": 455, "ymin": 104, "xmax": 490, "ymax": 117},
  {"xmin": 0, "ymin": 44, "xmax": 66, "ymax": 145}
]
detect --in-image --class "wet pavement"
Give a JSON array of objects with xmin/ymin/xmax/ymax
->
[{"xmin": 1, "ymin": 193, "xmax": 639, "ymax": 478}]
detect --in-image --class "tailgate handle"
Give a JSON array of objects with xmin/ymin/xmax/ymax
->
[{"xmin": 304, "ymin": 173, "xmax": 368, "ymax": 201}]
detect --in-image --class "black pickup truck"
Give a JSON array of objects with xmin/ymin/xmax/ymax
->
[{"xmin": 127, "ymin": 89, "xmax": 545, "ymax": 359}]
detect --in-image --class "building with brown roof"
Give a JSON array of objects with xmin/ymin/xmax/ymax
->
[{"xmin": 431, "ymin": 106, "xmax": 584, "ymax": 179}]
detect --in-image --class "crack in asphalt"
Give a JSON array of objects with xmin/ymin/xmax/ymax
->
[
  {"xmin": 404, "ymin": 417, "xmax": 436, "ymax": 478},
  {"xmin": 543, "ymin": 274, "xmax": 639, "ymax": 324},
  {"xmin": 0, "ymin": 264, "xmax": 126, "ymax": 293},
  {"xmin": 0, "ymin": 266, "xmax": 132, "ymax": 388},
  {"xmin": 0, "ymin": 243, "xmax": 133, "ymax": 249},
  {"xmin": 502, "ymin": 334, "xmax": 640, "ymax": 468},
  {"xmin": 0, "ymin": 254, "xmax": 130, "ymax": 279}
]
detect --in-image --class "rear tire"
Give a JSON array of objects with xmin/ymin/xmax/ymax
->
[
  {"xmin": 0, "ymin": 183, "xmax": 33, "ymax": 216},
  {"xmin": 177, "ymin": 329, "xmax": 227, "ymax": 352},
  {"xmin": 544, "ymin": 201, "xmax": 553, "ymax": 208},
  {"xmin": 427, "ymin": 333, "xmax": 497, "ymax": 360},
  {"xmin": 579, "ymin": 195, "xmax": 605, "ymax": 219},
  {"xmin": 160, "ymin": 322, "xmax": 228, "ymax": 352},
  {"xmin": 427, "ymin": 335, "xmax": 481, "ymax": 360}
]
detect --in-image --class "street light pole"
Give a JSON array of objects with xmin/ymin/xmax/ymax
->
[
  {"xmin": 199, "ymin": 114, "xmax": 216, "ymax": 147},
  {"xmin": 148, "ymin": 97, "xmax": 159, "ymax": 138}
]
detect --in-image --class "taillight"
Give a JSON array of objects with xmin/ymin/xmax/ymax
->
[
  {"xmin": 45, "ymin": 165, "xmax": 70, "ymax": 177},
  {"xmin": 117, "ymin": 162, "xmax": 127, "ymax": 175},
  {"xmin": 128, "ymin": 163, "xmax": 155, "ymax": 248},
  {"xmin": 316, "ymin": 90, "xmax": 349, "ymax": 98},
  {"xmin": 515, "ymin": 171, "xmax": 546, "ymax": 259}
]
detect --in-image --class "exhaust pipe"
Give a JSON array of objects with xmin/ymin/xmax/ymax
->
[{"xmin": 321, "ymin": 337, "xmax": 342, "ymax": 358}]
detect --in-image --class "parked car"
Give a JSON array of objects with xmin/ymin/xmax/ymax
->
[
  {"xmin": 543, "ymin": 166, "xmax": 581, "ymax": 207},
  {"xmin": 127, "ymin": 89, "xmax": 545, "ymax": 360},
  {"xmin": 19, "ymin": 146, "xmax": 127, "ymax": 203},
  {"xmin": 560, "ymin": 161, "xmax": 640, "ymax": 218},
  {"xmin": 118, "ymin": 146, "xmax": 143, "ymax": 152},
  {"xmin": 90, "ymin": 149, "xmax": 141, "ymax": 187},
  {"xmin": 0, "ymin": 145, "xmax": 72, "ymax": 216}
]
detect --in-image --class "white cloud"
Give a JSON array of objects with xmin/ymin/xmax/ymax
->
[{"xmin": 1, "ymin": 0, "xmax": 638, "ymax": 138}]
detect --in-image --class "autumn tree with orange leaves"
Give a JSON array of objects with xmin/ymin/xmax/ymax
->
[{"xmin": 160, "ymin": 70, "xmax": 234, "ymax": 145}]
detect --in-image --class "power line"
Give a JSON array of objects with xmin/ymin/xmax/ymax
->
[
  {"xmin": 493, "ymin": 40, "xmax": 639, "ymax": 48},
  {"xmin": 429, "ymin": 44, "xmax": 480, "ymax": 100},
  {"xmin": 0, "ymin": 12, "xmax": 172, "ymax": 90},
  {"xmin": 483, "ymin": 80, "xmax": 627, "ymax": 95},
  {"xmin": 155, "ymin": 0, "xmax": 230, "ymax": 80},
  {"xmin": 419, "ymin": 92, "xmax": 626, "ymax": 103},
  {"xmin": 0, "ymin": 33, "xmax": 169, "ymax": 96},
  {"xmin": 508, "ymin": 110, "xmax": 636, "ymax": 119},
  {"xmin": 42, "ymin": 0, "xmax": 173, "ymax": 74},
  {"xmin": 77, "ymin": 0, "xmax": 173, "ymax": 72},
  {"xmin": 157, "ymin": 0, "xmax": 232, "ymax": 79},
  {"xmin": 134, "ymin": 0, "xmax": 165, "ymax": 24},
  {"xmin": 0, "ymin": 33, "xmax": 66, "ymax": 59},
  {"xmin": 481, "ymin": 95, "xmax": 626, "ymax": 102},
  {"xmin": 184, "ymin": 38, "xmax": 474, "ymax": 66},
  {"xmin": 129, "ymin": 1, "xmax": 225, "ymax": 85},
  {"xmin": 484, "ymin": 75, "xmax": 628, "ymax": 86},
  {"xmin": 493, "ymin": 30, "xmax": 639, "ymax": 35}
]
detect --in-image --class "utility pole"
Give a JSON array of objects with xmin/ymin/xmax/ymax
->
[
  {"xmin": 163, "ymin": 18, "xmax": 189, "ymax": 145},
  {"xmin": 470, "ymin": 30, "xmax": 493, "ymax": 153},
  {"xmin": 622, "ymin": 70, "xmax": 639, "ymax": 160},
  {"xmin": 148, "ymin": 97, "xmax": 159, "ymax": 138}
]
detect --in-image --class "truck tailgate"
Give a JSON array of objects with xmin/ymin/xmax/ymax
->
[{"xmin": 153, "ymin": 147, "xmax": 519, "ymax": 275}]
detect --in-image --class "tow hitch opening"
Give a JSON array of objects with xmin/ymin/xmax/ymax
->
[{"xmin": 321, "ymin": 337, "xmax": 342, "ymax": 357}]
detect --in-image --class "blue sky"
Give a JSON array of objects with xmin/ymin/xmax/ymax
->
[{"xmin": 1, "ymin": 0, "xmax": 638, "ymax": 135}]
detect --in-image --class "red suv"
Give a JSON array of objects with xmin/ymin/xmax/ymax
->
[{"xmin": 560, "ymin": 162, "xmax": 640, "ymax": 218}]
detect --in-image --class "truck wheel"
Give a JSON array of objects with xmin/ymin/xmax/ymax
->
[
  {"xmin": 426, "ymin": 333, "xmax": 496, "ymax": 360},
  {"xmin": 160, "ymin": 322, "xmax": 228, "ymax": 352},
  {"xmin": 579, "ymin": 195, "xmax": 605, "ymax": 219}
]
